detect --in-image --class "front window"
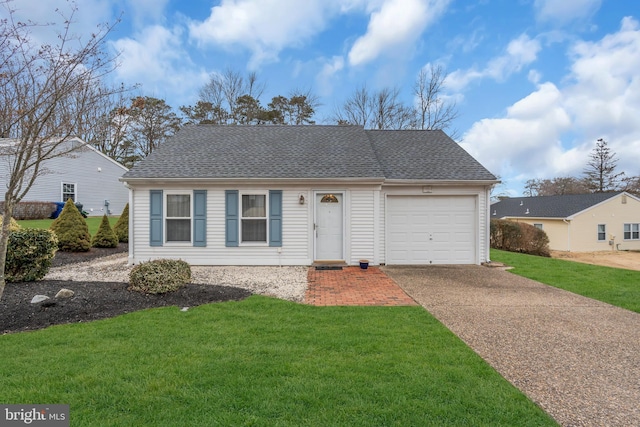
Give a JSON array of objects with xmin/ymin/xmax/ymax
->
[
  {"xmin": 62, "ymin": 183, "xmax": 76, "ymax": 202},
  {"xmin": 166, "ymin": 194, "xmax": 191, "ymax": 242},
  {"xmin": 624, "ymin": 223, "xmax": 639, "ymax": 240},
  {"xmin": 241, "ymin": 194, "xmax": 266, "ymax": 243},
  {"xmin": 533, "ymin": 223, "xmax": 543, "ymax": 230},
  {"xmin": 597, "ymin": 224, "xmax": 606, "ymax": 241}
]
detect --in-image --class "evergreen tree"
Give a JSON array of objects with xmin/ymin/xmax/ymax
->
[
  {"xmin": 113, "ymin": 203, "xmax": 129, "ymax": 243},
  {"xmin": 92, "ymin": 214, "xmax": 119, "ymax": 248},
  {"xmin": 50, "ymin": 199, "xmax": 91, "ymax": 252},
  {"xmin": 582, "ymin": 139, "xmax": 625, "ymax": 193}
]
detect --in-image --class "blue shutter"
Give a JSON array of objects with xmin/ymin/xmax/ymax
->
[
  {"xmin": 225, "ymin": 190, "xmax": 239, "ymax": 247},
  {"xmin": 269, "ymin": 190, "xmax": 282, "ymax": 247},
  {"xmin": 193, "ymin": 190, "xmax": 207, "ymax": 247},
  {"xmin": 150, "ymin": 190, "xmax": 163, "ymax": 246}
]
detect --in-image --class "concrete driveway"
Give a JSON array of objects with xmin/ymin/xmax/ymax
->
[{"xmin": 382, "ymin": 265, "xmax": 640, "ymax": 427}]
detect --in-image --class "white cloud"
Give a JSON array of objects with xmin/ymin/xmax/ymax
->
[
  {"xmin": 124, "ymin": 0, "xmax": 171, "ymax": 25},
  {"xmin": 1, "ymin": 0, "xmax": 114, "ymax": 47},
  {"xmin": 446, "ymin": 34, "xmax": 542, "ymax": 92},
  {"xmin": 188, "ymin": 0, "xmax": 333, "ymax": 68},
  {"xmin": 110, "ymin": 25, "xmax": 208, "ymax": 106},
  {"xmin": 462, "ymin": 17, "xmax": 640, "ymax": 194},
  {"xmin": 348, "ymin": 0, "xmax": 450, "ymax": 66},
  {"xmin": 534, "ymin": 0, "xmax": 602, "ymax": 25}
]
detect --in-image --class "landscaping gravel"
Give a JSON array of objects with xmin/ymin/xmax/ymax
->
[
  {"xmin": 384, "ymin": 264, "xmax": 640, "ymax": 427},
  {"xmin": 45, "ymin": 253, "xmax": 309, "ymax": 302}
]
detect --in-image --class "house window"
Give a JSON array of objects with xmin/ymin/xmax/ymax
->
[
  {"xmin": 241, "ymin": 194, "xmax": 267, "ymax": 243},
  {"xmin": 624, "ymin": 223, "xmax": 640, "ymax": 240},
  {"xmin": 62, "ymin": 183, "xmax": 76, "ymax": 202},
  {"xmin": 597, "ymin": 224, "xmax": 606, "ymax": 241},
  {"xmin": 533, "ymin": 223, "xmax": 543, "ymax": 230},
  {"xmin": 166, "ymin": 193, "xmax": 191, "ymax": 242}
]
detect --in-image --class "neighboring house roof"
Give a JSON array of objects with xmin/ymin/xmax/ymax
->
[
  {"xmin": 0, "ymin": 137, "xmax": 128, "ymax": 172},
  {"xmin": 491, "ymin": 192, "xmax": 625, "ymax": 219},
  {"xmin": 122, "ymin": 125, "xmax": 497, "ymax": 182}
]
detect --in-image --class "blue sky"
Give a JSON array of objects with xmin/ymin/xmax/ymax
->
[{"xmin": 6, "ymin": 0, "xmax": 640, "ymax": 196}]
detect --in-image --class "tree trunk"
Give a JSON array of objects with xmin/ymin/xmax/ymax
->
[{"xmin": 0, "ymin": 200, "xmax": 15, "ymax": 300}]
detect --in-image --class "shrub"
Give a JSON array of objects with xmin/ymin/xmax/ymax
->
[
  {"xmin": 0, "ymin": 215, "xmax": 22, "ymax": 232},
  {"xmin": 128, "ymin": 259, "xmax": 191, "ymax": 294},
  {"xmin": 113, "ymin": 203, "xmax": 129, "ymax": 243},
  {"xmin": 0, "ymin": 201, "xmax": 56, "ymax": 220},
  {"xmin": 490, "ymin": 219, "xmax": 550, "ymax": 257},
  {"xmin": 5, "ymin": 228, "xmax": 58, "ymax": 282},
  {"xmin": 50, "ymin": 199, "xmax": 91, "ymax": 252},
  {"xmin": 92, "ymin": 214, "xmax": 119, "ymax": 248}
]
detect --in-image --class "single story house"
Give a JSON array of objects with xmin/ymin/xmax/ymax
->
[
  {"xmin": 0, "ymin": 137, "xmax": 129, "ymax": 217},
  {"xmin": 491, "ymin": 192, "xmax": 640, "ymax": 252},
  {"xmin": 120, "ymin": 125, "xmax": 498, "ymax": 266}
]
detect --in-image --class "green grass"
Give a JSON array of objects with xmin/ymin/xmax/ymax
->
[
  {"xmin": 0, "ymin": 296, "xmax": 556, "ymax": 426},
  {"xmin": 491, "ymin": 249, "xmax": 640, "ymax": 313},
  {"xmin": 18, "ymin": 217, "xmax": 119, "ymax": 237}
]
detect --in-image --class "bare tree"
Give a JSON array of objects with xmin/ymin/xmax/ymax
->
[
  {"xmin": 413, "ymin": 64, "xmax": 459, "ymax": 137},
  {"xmin": 582, "ymin": 138, "xmax": 625, "ymax": 193},
  {"xmin": 332, "ymin": 85, "xmax": 373, "ymax": 128},
  {"xmin": 0, "ymin": 0, "xmax": 127, "ymax": 299}
]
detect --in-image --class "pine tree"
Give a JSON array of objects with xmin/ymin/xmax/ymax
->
[
  {"xmin": 113, "ymin": 203, "xmax": 129, "ymax": 243},
  {"xmin": 92, "ymin": 214, "xmax": 119, "ymax": 248},
  {"xmin": 50, "ymin": 199, "xmax": 91, "ymax": 252},
  {"xmin": 582, "ymin": 139, "xmax": 625, "ymax": 193}
]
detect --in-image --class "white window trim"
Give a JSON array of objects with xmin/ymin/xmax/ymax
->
[
  {"xmin": 623, "ymin": 223, "xmax": 640, "ymax": 241},
  {"xmin": 597, "ymin": 224, "xmax": 606, "ymax": 241},
  {"xmin": 533, "ymin": 223, "xmax": 543, "ymax": 230},
  {"xmin": 239, "ymin": 191, "xmax": 269, "ymax": 246},
  {"xmin": 164, "ymin": 190, "xmax": 192, "ymax": 245},
  {"xmin": 61, "ymin": 182, "xmax": 76, "ymax": 202}
]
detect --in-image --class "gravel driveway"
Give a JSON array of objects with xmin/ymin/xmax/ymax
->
[{"xmin": 383, "ymin": 265, "xmax": 640, "ymax": 427}]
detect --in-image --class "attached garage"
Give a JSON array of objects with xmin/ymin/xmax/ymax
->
[{"xmin": 386, "ymin": 195, "xmax": 477, "ymax": 265}]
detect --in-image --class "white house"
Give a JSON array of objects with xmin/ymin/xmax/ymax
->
[
  {"xmin": 120, "ymin": 125, "xmax": 498, "ymax": 266},
  {"xmin": 0, "ymin": 137, "xmax": 129, "ymax": 217}
]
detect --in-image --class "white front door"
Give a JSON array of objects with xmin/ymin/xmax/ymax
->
[{"xmin": 315, "ymin": 193, "xmax": 343, "ymax": 260}]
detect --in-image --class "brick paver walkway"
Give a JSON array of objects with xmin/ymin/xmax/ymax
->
[{"xmin": 305, "ymin": 266, "xmax": 418, "ymax": 306}]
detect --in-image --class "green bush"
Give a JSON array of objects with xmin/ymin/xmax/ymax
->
[
  {"xmin": 92, "ymin": 214, "xmax": 119, "ymax": 248},
  {"xmin": 50, "ymin": 199, "xmax": 91, "ymax": 252},
  {"xmin": 128, "ymin": 259, "xmax": 191, "ymax": 294},
  {"xmin": 490, "ymin": 219, "xmax": 550, "ymax": 257},
  {"xmin": 5, "ymin": 228, "xmax": 58, "ymax": 282},
  {"xmin": 113, "ymin": 203, "xmax": 129, "ymax": 243}
]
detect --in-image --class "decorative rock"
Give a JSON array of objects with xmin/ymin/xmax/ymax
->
[
  {"xmin": 31, "ymin": 295, "xmax": 50, "ymax": 304},
  {"xmin": 55, "ymin": 288, "xmax": 75, "ymax": 299},
  {"xmin": 180, "ymin": 307, "xmax": 189, "ymax": 312}
]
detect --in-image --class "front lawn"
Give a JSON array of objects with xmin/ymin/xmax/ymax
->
[
  {"xmin": 491, "ymin": 249, "xmax": 640, "ymax": 313},
  {"xmin": 0, "ymin": 296, "xmax": 556, "ymax": 426},
  {"xmin": 18, "ymin": 216, "xmax": 119, "ymax": 237}
]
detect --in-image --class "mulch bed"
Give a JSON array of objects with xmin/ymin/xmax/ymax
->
[{"xmin": 1, "ymin": 245, "xmax": 252, "ymax": 334}]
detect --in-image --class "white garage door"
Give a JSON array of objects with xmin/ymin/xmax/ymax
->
[{"xmin": 387, "ymin": 196, "xmax": 476, "ymax": 265}]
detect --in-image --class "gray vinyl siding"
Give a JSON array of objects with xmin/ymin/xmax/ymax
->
[{"xmin": 0, "ymin": 141, "xmax": 128, "ymax": 216}]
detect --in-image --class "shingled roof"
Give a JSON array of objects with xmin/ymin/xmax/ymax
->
[
  {"xmin": 491, "ymin": 192, "xmax": 624, "ymax": 219},
  {"xmin": 122, "ymin": 125, "xmax": 497, "ymax": 182}
]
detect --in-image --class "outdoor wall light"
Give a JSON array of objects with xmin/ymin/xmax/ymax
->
[{"xmin": 299, "ymin": 194, "xmax": 305, "ymax": 204}]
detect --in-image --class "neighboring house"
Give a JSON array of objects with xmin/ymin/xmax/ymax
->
[
  {"xmin": 491, "ymin": 192, "xmax": 640, "ymax": 252},
  {"xmin": 0, "ymin": 137, "xmax": 129, "ymax": 216},
  {"xmin": 120, "ymin": 125, "xmax": 498, "ymax": 266}
]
